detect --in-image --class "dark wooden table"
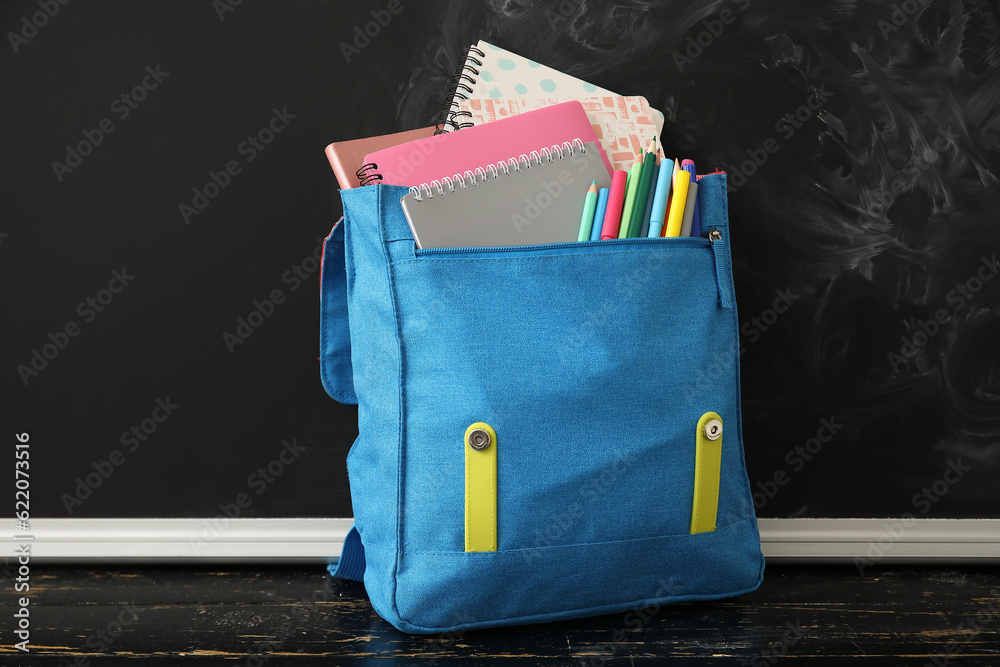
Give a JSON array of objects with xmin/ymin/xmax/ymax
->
[{"xmin": 3, "ymin": 565, "xmax": 999, "ymax": 664}]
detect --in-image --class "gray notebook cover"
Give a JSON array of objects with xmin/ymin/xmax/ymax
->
[{"xmin": 400, "ymin": 141, "xmax": 613, "ymax": 249}]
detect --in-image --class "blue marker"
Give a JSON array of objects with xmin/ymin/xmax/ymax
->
[
  {"xmin": 681, "ymin": 159, "xmax": 701, "ymax": 237},
  {"xmin": 646, "ymin": 156, "xmax": 674, "ymax": 237},
  {"xmin": 589, "ymin": 187, "xmax": 610, "ymax": 241}
]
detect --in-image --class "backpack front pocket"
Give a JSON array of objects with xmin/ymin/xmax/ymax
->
[{"xmin": 390, "ymin": 236, "xmax": 745, "ymax": 555}]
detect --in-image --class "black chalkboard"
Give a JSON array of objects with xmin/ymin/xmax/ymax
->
[{"xmin": 3, "ymin": 0, "xmax": 998, "ymax": 521}]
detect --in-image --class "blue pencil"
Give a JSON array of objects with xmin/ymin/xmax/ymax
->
[{"xmin": 589, "ymin": 188, "xmax": 610, "ymax": 241}]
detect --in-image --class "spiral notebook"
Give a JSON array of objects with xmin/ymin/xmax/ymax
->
[
  {"xmin": 324, "ymin": 126, "xmax": 436, "ymax": 189},
  {"xmin": 436, "ymin": 40, "xmax": 665, "ymax": 137},
  {"xmin": 362, "ymin": 101, "xmax": 612, "ymax": 187},
  {"xmin": 455, "ymin": 96, "xmax": 658, "ymax": 173},
  {"xmin": 400, "ymin": 141, "xmax": 612, "ymax": 249}
]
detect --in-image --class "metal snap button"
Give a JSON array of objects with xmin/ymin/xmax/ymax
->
[
  {"xmin": 468, "ymin": 428, "xmax": 491, "ymax": 451},
  {"xmin": 704, "ymin": 419, "xmax": 723, "ymax": 441}
]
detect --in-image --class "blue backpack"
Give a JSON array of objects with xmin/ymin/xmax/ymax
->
[{"xmin": 320, "ymin": 173, "xmax": 764, "ymax": 633}]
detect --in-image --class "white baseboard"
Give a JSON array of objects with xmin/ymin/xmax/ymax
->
[
  {"xmin": 3, "ymin": 518, "xmax": 999, "ymax": 563},
  {"xmin": 2, "ymin": 518, "xmax": 354, "ymax": 563},
  {"xmin": 759, "ymin": 518, "xmax": 1000, "ymax": 563}
]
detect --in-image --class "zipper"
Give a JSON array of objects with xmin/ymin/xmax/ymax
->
[
  {"xmin": 415, "ymin": 235, "xmax": 710, "ymax": 257},
  {"xmin": 415, "ymin": 233, "xmax": 732, "ymax": 310},
  {"xmin": 708, "ymin": 229, "xmax": 732, "ymax": 309}
]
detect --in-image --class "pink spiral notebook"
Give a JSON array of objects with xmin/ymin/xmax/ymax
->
[{"xmin": 359, "ymin": 101, "xmax": 612, "ymax": 187}]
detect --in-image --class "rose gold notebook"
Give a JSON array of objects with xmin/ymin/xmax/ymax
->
[{"xmin": 324, "ymin": 126, "xmax": 436, "ymax": 189}]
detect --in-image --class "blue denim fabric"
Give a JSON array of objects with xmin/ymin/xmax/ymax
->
[{"xmin": 321, "ymin": 174, "xmax": 764, "ymax": 633}]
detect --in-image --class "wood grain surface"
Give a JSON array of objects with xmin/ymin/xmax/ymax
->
[{"xmin": 2, "ymin": 565, "xmax": 998, "ymax": 664}]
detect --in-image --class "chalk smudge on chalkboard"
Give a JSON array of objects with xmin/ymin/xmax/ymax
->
[{"xmin": 396, "ymin": 0, "xmax": 999, "ymax": 517}]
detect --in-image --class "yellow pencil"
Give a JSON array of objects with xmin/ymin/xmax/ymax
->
[{"xmin": 664, "ymin": 170, "xmax": 690, "ymax": 237}]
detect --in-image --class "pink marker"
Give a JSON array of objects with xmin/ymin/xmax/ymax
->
[{"xmin": 600, "ymin": 170, "xmax": 629, "ymax": 240}]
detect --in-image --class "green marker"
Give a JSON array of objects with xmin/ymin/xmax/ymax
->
[
  {"xmin": 627, "ymin": 146, "xmax": 657, "ymax": 237},
  {"xmin": 577, "ymin": 181, "xmax": 599, "ymax": 242},
  {"xmin": 617, "ymin": 153, "xmax": 644, "ymax": 238}
]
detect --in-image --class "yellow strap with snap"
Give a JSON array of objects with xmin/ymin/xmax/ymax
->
[
  {"xmin": 690, "ymin": 412, "xmax": 723, "ymax": 535},
  {"xmin": 465, "ymin": 422, "xmax": 497, "ymax": 552}
]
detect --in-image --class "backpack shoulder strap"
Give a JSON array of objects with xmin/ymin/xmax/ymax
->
[
  {"xmin": 319, "ymin": 218, "xmax": 357, "ymax": 404},
  {"xmin": 328, "ymin": 524, "xmax": 365, "ymax": 581}
]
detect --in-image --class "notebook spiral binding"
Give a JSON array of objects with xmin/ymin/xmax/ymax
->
[
  {"xmin": 407, "ymin": 139, "xmax": 587, "ymax": 202},
  {"xmin": 359, "ymin": 46, "xmax": 485, "ymax": 185},
  {"xmin": 434, "ymin": 46, "xmax": 486, "ymax": 135},
  {"xmin": 356, "ymin": 162, "xmax": 382, "ymax": 186}
]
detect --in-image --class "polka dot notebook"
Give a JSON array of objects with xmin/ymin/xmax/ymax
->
[
  {"xmin": 456, "ymin": 96, "xmax": 658, "ymax": 173},
  {"xmin": 438, "ymin": 40, "xmax": 665, "ymax": 139}
]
